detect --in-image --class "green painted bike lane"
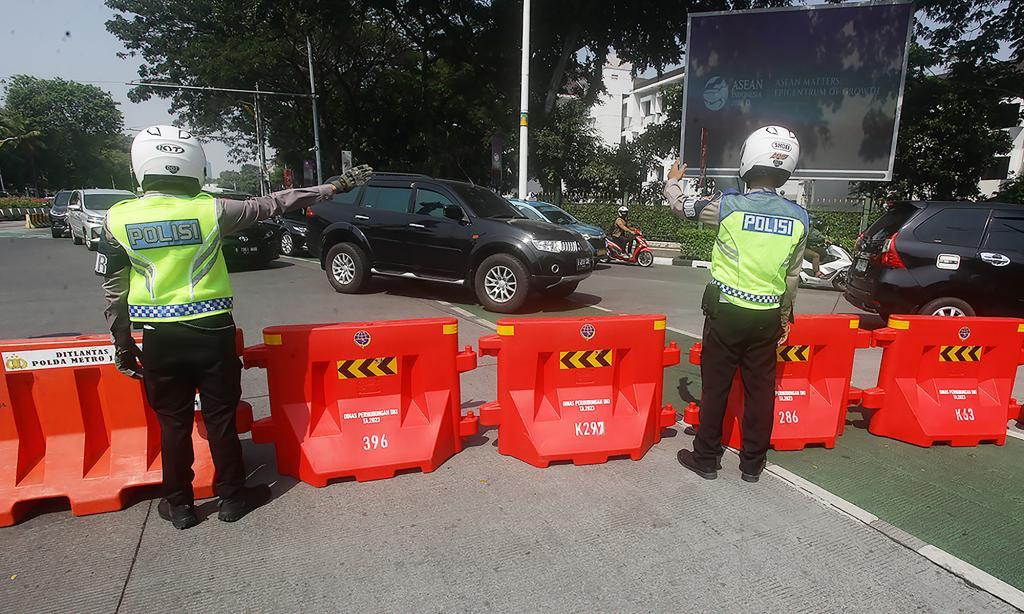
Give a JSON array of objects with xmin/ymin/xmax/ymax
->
[{"xmin": 458, "ymin": 301, "xmax": 1024, "ymax": 591}]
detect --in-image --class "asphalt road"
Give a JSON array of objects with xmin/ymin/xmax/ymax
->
[{"xmin": 0, "ymin": 223, "xmax": 1020, "ymax": 612}]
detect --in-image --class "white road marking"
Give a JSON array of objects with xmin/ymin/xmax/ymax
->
[
  {"xmin": 667, "ymin": 325, "xmax": 702, "ymax": 339},
  {"xmin": 592, "ymin": 305, "xmax": 613, "ymax": 312},
  {"xmin": 278, "ymin": 255, "xmax": 320, "ymax": 268},
  {"xmin": 1005, "ymin": 429, "xmax": 1024, "ymax": 442},
  {"xmin": 918, "ymin": 545, "xmax": 1024, "ymax": 610}
]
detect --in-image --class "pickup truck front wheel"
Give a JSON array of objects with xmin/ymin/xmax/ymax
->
[
  {"xmin": 326, "ymin": 243, "xmax": 370, "ymax": 294},
  {"xmin": 475, "ymin": 253, "xmax": 530, "ymax": 313}
]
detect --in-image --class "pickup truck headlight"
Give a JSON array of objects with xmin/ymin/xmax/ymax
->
[{"xmin": 531, "ymin": 239, "xmax": 576, "ymax": 253}]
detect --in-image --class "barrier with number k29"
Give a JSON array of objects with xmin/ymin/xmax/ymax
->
[
  {"xmin": 682, "ymin": 315, "xmax": 869, "ymax": 451},
  {"xmin": 477, "ymin": 315, "xmax": 680, "ymax": 467},
  {"xmin": 0, "ymin": 333, "xmax": 253, "ymax": 527},
  {"xmin": 862, "ymin": 316, "xmax": 1024, "ymax": 447},
  {"xmin": 243, "ymin": 318, "xmax": 478, "ymax": 486}
]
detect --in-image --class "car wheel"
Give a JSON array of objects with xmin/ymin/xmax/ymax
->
[
  {"xmin": 326, "ymin": 243, "xmax": 369, "ymax": 293},
  {"xmin": 280, "ymin": 232, "xmax": 295, "ymax": 256},
  {"xmin": 72, "ymin": 228, "xmax": 83, "ymax": 245},
  {"xmin": 919, "ymin": 297, "xmax": 975, "ymax": 317},
  {"xmin": 637, "ymin": 251, "xmax": 654, "ymax": 267},
  {"xmin": 475, "ymin": 253, "xmax": 530, "ymax": 313},
  {"xmin": 542, "ymin": 281, "xmax": 579, "ymax": 299}
]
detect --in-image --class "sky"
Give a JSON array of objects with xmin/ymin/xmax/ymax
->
[{"xmin": 0, "ymin": 0, "xmax": 238, "ymax": 175}]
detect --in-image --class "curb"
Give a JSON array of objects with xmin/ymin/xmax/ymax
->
[{"xmin": 670, "ymin": 257, "xmax": 712, "ymax": 269}]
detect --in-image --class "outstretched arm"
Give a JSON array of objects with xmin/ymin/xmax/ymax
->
[{"xmin": 664, "ymin": 161, "xmax": 720, "ymax": 227}]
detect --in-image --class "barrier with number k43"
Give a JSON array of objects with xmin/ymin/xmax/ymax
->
[
  {"xmin": 477, "ymin": 315, "xmax": 680, "ymax": 467},
  {"xmin": 683, "ymin": 315, "xmax": 870, "ymax": 451},
  {"xmin": 862, "ymin": 316, "xmax": 1024, "ymax": 447},
  {"xmin": 243, "ymin": 318, "xmax": 478, "ymax": 486},
  {"xmin": 0, "ymin": 333, "xmax": 253, "ymax": 527}
]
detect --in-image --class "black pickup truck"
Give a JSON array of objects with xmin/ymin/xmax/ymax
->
[{"xmin": 305, "ymin": 173, "xmax": 594, "ymax": 312}]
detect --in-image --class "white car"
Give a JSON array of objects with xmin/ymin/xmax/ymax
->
[{"xmin": 67, "ymin": 189, "xmax": 136, "ymax": 251}]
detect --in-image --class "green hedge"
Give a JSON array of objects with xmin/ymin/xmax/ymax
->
[
  {"xmin": 0, "ymin": 197, "xmax": 48, "ymax": 208},
  {"xmin": 563, "ymin": 201, "xmax": 881, "ymax": 261}
]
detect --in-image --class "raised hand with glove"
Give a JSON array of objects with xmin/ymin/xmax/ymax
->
[{"xmin": 327, "ymin": 164, "xmax": 373, "ymax": 194}]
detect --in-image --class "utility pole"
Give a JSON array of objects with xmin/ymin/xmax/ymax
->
[
  {"xmin": 306, "ymin": 35, "xmax": 323, "ymax": 185},
  {"xmin": 517, "ymin": 0, "xmax": 531, "ymax": 199},
  {"xmin": 254, "ymin": 84, "xmax": 269, "ymax": 196}
]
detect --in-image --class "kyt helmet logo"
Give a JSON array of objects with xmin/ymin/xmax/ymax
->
[
  {"xmin": 156, "ymin": 144, "xmax": 185, "ymax": 154},
  {"xmin": 165, "ymin": 165, "xmax": 180, "ymax": 174}
]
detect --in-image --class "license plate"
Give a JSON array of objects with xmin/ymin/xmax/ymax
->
[
  {"xmin": 240, "ymin": 247, "xmax": 258, "ymax": 255},
  {"xmin": 855, "ymin": 258, "xmax": 868, "ymax": 272},
  {"xmin": 577, "ymin": 257, "xmax": 592, "ymax": 270}
]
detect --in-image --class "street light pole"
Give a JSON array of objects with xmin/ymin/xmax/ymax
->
[
  {"xmin": 517, "ymin": 0, "xmax": 531, "ymax": 199},
  {"xmin": 306, "ymin": 35, "xmax": 324, "ymax": 185}
]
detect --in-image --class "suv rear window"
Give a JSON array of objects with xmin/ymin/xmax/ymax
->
[
  {"xmin": 84, "ymin": 192, "xmax": 135, "ymax": 211},
  {"xmin": 863, "ymin": 204, "xmax": 918, "ymax": 244},
  {"xmin": 913, "ymin": 208, "xmax": 988, "ymax": 248}
]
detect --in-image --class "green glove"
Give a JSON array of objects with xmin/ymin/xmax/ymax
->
[{"xmin": 327, "ymin": 164, "xmax": 373, "ymax": 193}]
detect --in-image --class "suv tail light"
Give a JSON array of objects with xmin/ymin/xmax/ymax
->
[
  {"xmin": 878, "ymin": 232, "xmax": 906, "ymax": 269},
  {"xmin": 305, "ymin": 208, "xmax": 315, "ymax": 218}
]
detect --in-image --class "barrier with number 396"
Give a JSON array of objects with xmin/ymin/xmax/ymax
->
[{"xmin": 243, "ymin": 318, "xmax": 479, "ymax": 486}]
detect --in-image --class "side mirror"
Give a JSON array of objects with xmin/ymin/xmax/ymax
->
[{"xmin": 444, "ymin": 205, "xmax": 465, "ymax": 221}]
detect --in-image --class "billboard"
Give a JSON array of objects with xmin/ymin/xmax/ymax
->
[{"xmin": 680, "ymin": 1, "xmax": 914, "ymax": 181}]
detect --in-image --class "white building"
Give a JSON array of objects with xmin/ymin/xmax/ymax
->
[{"xmin": 979, "ymin": 98, "xmax": 1023, "ymax": 198}]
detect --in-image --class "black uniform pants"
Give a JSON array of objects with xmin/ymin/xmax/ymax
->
[
  {"xmin": 694, "ymin": 302, "xmax": 782, "ymax": 475},
  {"xmin": 141, "ymin": 314, "xmax": 245, "ymax": 506}
]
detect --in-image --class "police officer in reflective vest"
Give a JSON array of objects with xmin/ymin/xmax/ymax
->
[
  {"xmin": 97, "ymin": 125, "xmax": 372, "ymax": 529},
  {"xmin": 664, "ymin": 126, "xmax": 808, "ymax": 482}
]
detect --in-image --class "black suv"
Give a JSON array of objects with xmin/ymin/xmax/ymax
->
[
  {"xmin": 845, "ymin": 201, "xmax": 1024, "ymax": 318},
  {"xmin": 306, "ymin": 173, "xmax": 594, "ymax": 312}
]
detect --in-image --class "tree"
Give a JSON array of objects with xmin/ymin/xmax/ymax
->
[
  {"xmin": 994, "ymin": 176, "xmax": 1024, "ymax": 204},
  {"xmin": 216, "ymin": 164, "xmax": 262, "ymax": 195},
  {"xmin": 532, "ymin": 98, "xmax": 601, "ymax": 202},
  {"xmin": 1, "ymin": 76, "xmax": 130, "ymax": 191}
]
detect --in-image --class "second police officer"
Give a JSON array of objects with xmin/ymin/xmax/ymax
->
[{"xmin": 664, "ymin": 126, "xmax": 808, "ymax": 483}]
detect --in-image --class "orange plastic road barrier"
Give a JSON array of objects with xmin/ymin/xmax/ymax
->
[
  {"xmin": 1, "ymin": 333, "xmax": 252, "ymax": 527},
  {"xmin": 477, "ymin": 315, "xmax": 680, "ymax": 467},
  {"xmin": 862, "ymin": 316, "xmax": 1024, "ymax": 447},
  {"xmin": 243, "ymin": 318, "xmax": 478, "ymax": 486},
  {"xmin": 683, "ymin": 315, "xmax": 869, "ymax": 451}
]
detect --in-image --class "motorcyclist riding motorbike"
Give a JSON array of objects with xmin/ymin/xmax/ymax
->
[
  {"xmin": 609, "ymin": 206, "xmax": 641, "ymax": 254},
  {"xmin": 805, "ymin": 216, "xmax": 828, "ymax": 278}
]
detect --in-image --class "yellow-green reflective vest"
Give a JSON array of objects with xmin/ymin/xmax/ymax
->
[
  {"xmin": 107, "ymin": 193, "xmax": 233, "ymax": 322},
  {"xmin": 710, "ymin": 190, "xmax": 808, "ymax": 310}
]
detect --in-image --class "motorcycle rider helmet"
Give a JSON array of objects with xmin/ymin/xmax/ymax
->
[
  {"xmin": 738, "ymin": 125, "xmax": 800, "ymax": 188},
  {"xmin": 131, "ymin": 125, "xmax": 207, "ymax": 193},
  {"xmin": 617, "ymin": 206, "xmax": 629, "ymax": 217}
]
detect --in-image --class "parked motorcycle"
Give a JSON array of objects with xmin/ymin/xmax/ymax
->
[
  {"xmin": 800, "ymin": 241, "xmax": 852, "ymax": 291},
  {"xmin": 605, "ymin": 230, "xmax": 655, "ymax": 267}
]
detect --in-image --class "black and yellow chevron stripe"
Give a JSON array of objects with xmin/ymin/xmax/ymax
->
[
  {"xmin": 939, "ymin": 346, "xmax": 983, "ymax": 362},
  {"xmin": 337, "ymin": 357, "xmax": 398, "ymax": 379},
  {"xmin": 559, "ymin": 349, "xmax": 613, "ymax": 369},
  {"xmin": 776, "ymin": 345, "xmax": 810, "ymax": 362}
]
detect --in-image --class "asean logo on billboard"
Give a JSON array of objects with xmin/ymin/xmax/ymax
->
[{"xmin": 703, "ymin": 76, "xmax": 729, "ymax": 111}]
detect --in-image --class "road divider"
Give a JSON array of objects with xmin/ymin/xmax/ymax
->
[
  {"xmin": 243, "ymin": 318, "xmax": 478, "ymax": 486},
  {"xmin": 683, "ymin": 315, "xmax": 871, "ymax": 451},
  {"xmin": 862, "ymin": 316, "xmax": 1024, "ymax": 447},
  {"xmin": 0, "ymin": 332, "xmax": 252, "ymax": 527},
  {"xmin": 476, "ymin": 315, "xmax": 680, "ymax": 467}
]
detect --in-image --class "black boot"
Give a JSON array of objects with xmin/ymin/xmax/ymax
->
[
  {"xmin": 677, "ymin": 449, "xmax": 718, "ymax": 480},
  {"xmin": 217, "ymin": 484, "xmax": 272, "ymax": 523},
  {"xmin": 157, "ymin": 499, "xmax": 199, "ymax": 530}
]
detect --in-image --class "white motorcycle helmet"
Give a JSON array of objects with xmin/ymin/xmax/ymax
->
[
  {"xmin": 131, "ymin": 125, "xmax": 207, "ymax": 190},
  {"xmin": 618, "ymin": 206, "xmax": 629, "ymax": 217},
  {"xmin": 738, "ymin": 125, "xmax": 800, "ymax": 187}
]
